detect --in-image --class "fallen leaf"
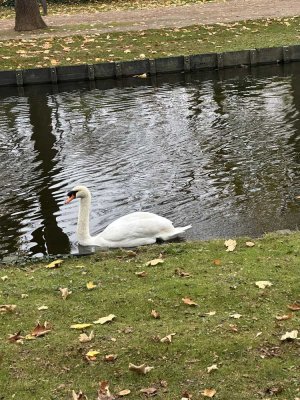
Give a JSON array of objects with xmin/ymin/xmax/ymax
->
[
  {"xmin": 205, "ymin": 311, "xmax": 216, "ymax": 316},
  {"xmin": 8, "ymin": 331, "xmax": 24, "ymax": 343},
  {"xmin": 255, "ymin": 281, "xmax": 272, "ymax": 289},
  {"xmin": 46, "ymin": 259, "xmax": 63, "ymax": 269},
  {"xmin": 86, "ymin": 281, "xmax": 97, "ymax": 290},
  {"xmin": 70, "ymin": 323, "xmax": 92, "ymax": 330},
  {"xmin": 79, "ymin": 330, "xmax": 94, "ymax": 343},
  {"xmin": 21, "ymin": 294, "xmax": 28, "ymax": 299},
  {"xmin": 201, "ymin": 388, "xmax": 216, "ymax": 397},
  {"xmin": 181, "ymin": 391, "xmax": 192, "ymax": 399},
  {"xmin": 104, "ymin": 354, "xmax": 118, "ymax": 362},
  {"xmin": 139, "ymin": 387, "xmax": 157, "ymax": 395},
  {"xmin": 213, "ymin": 259, "xmax": 221, "ymax": 265},
  {"xmin": 129, "ymin": 363, "xmax": 154, "ymax": 374},
  {"xmin": 126, "ymin": 250, "xmax": 137, "ymax": 257},
  {"xmin": 182, "ymin": 297, "xmax": 198, "ymax": 306},
  {"xmin": 151, "ymin": 309, "xmax": 160, "ymax": 319},
  {"xmin": 72, "ymin": 390, "xmax": 88, "ymax": 400},
  {"xmin": 246, "ymin": 241, "xmax": 255, "ymax": 247},
  {"xmin": 117, "ymin": 389, "xmax": 131, "ymax": 396},
  {"xmin": 0, "ymin": 304, "xmax": 17, "ymax": 313},
  {"xmin": 59, "ymin": 287, "xmax": 72, "ymax": 300},
  {"xmin": 160, "ymin": 333, "xmax": 176, "ymax": 343},
  {"xmin": 175, "ymin": 268, "xmax": 191, "ymax": 277},
  {"xmin": 287, "ymin": 303, "xmax": 300, "ymax": 311},
  {"xmin": 1, "ymin": 275, "xmax": 8, "ymax": 281},
  {"xmin": 31, "ymin": 322, "xmax": 51, "ymax": 337},
  {"xmin": 86, "ymin": 349, "xmax": 100, "ymax": 360},
  {"xmin": 280, "ymin": 330, "xmax": 298, "ymax": 341},
  {"xmin": 230, "ymin": 313, "xmax": 242, "ymax": 319},
  {"xmin": 207, "ymin": 364, "xmax": 218, "ymax": 373},
  {"xmin": 275, "ymin": 314, "xmax": 293, "ymax": 321},
  {"xmin": 135, "ymin": 271, "xmax": 147, "ymax": 277},
  {"xmin": 146, "ymin": 258, "xmax": 164, "ymax": 266},
  {"xmin": 93, "ymin": 314, "xmax": 116, "ymax": 324},
  {"xmin": 97, "ymin": 380, "xmax": 114, "ymax": 400},
  {"xmin": 37, "ymin": 305, "xmax": 48, "ymax": 311},
  {"xmin": 224, "ymin": 239, "xmax": 237, "ymax": 252}
]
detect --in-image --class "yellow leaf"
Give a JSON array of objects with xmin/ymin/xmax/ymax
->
[
  {"xmin": 246, "ymin": 241, "xmax": 255, "ymax": 247},
  {"xmin": 1, "ymin": 275, "xmax": 8, "ymax": 281},
  {"xmin": 86, "ymin": 281, "xmax": 97, "ymax": 290},
  {"xmin": 70, "ymin": 323, "xmax": 92, "ymax": 330},
  {"xmin": 86, "ymin": 350, "xmax": 100, "ymax": 357},
  {"xmin": 146, "ymin": 258, "xmax": 164, "ymax": 266},
  {"xmin": 46, "ymin": 259, "xmax": 63, "ymax": 269},
  {"xmin": 93, "ymin": 314, "xmax": 116, "ymax": 324},
  {"xmin": 224, "ymin": 239, "xmax": 237, "ymax": 252}
]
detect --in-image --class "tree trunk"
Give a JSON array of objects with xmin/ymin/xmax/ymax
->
[{"xmin": 15, "ymin": 0, "xmax": 47, "ymax": 31}]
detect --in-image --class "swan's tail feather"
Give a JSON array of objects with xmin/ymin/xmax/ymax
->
[{"xmin": 158, "ymin": 225, "xmax": 192, "ymax": 241}]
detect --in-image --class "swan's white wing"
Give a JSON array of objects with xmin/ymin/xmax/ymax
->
[{"xmin": 98, "ymin": 212, "xmax": 174, "ymax": 243}]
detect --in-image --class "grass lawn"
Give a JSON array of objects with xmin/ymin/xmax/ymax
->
[
  {"xmin": 0, "ymin": 17, "xmax": 300, "ymax": 71},
  {"xmin": 0, "ymin": 233, "xmax": 299, "ymax": 399}
]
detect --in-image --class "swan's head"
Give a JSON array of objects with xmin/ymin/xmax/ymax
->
[{"xmin": 65, "ymin": 185, "xmax": 91, "ymax": 204}]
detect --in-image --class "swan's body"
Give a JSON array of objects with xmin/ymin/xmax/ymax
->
[{"xmin": 65, "ymin": 185, "xmax": 191, "ymax": 248}]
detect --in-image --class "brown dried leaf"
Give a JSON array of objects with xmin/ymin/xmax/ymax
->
[
  {"xmin": 160, "ymin": 333, "xmax": 176, "ymax": 343},
  {"xmin": 213, "ymin": 259, "xmax": 221, "ymax": 266},
  {"xmin": 182, "ymin": 297, "xmax": 198, "ymax": 306},
  {"xmin": 117, "ymin": 389, "xmax": 131, "ymax": 397},
  {"xmin": 151, "ymin": 309, "xmax": 160, "ymax": 319},
  {"xmin": 0, "ymin": 304, "xmax": 17, "ymax": 313},
  {"xmin": 31, "ymin": 322, "xmax": 51, "ymax": 337},
  {"xmin": 104, "ymin": 354, "xmax": 117, "ymax": 362},
  {"xmin": 181, "ymin": 391, "xmax": 192, "ymax": 399},
  {"xmin": 129, "ymin": 363, "xmax": 154, "ymax": 374},
  {"xmin": 59, "ymin": 287, "xmax": 72, "ymax": 300},
  {"xmin": 97, "ymin": 381, "xmax": 115, "ymax": 400},
  {"xmin": 287, "ymin": 303, "xmax": 300, "ymax": 311},
  {"xmin": 275, "ymin": 314, "xmax": 293, "ymax": 321},
  {"xmin": 201, "ymin": 388, "xmax": 216, "ymax": 397},
  {"xmin": 8, "ymin": 330, "xmax": 24, "ymax": 343},
  {"xmin": 79, "ymin": 330, "xmax": 94, "ymax": 343},
  {"xmin": 72, "ymin": 390, "xmax": 88, "ymax": 400},
  {"xmin": 175, "ymin": 268, "xmax": 191, "ymax": 277},
  {"xmin": 139, "ymin": 387, "xmax": 157, "ymax": 395}
]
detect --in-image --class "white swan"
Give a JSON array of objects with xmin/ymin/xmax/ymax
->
[{"xmin": 65, "ymin": 185, "xmax": 191, "ymax": 248}]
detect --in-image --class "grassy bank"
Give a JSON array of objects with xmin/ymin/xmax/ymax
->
[
  {"xmin": 0, "ymin": 17, "xmax": 300, "ymax": 70},
  {"xmin": 1, "ymin": 233, "xmax": 299, "ymax": 399}
]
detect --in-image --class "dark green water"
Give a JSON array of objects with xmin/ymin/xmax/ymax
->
[{"xmin": 1, "ymin": 63, "xmax": 300, "ymax": 258}]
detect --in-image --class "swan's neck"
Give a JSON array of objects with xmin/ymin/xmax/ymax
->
[{"xmin": 77, "ymin": 196, "xmax": 92, "ymax": 245}]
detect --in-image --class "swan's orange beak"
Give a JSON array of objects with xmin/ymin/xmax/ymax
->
[{"xmin": 65, "ymin": 194, "xmax": 76, "ymax": 204}]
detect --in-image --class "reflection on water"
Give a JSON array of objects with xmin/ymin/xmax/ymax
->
[{"xmin": 1, "ymin": 63, "xmax": 300, "ymax": 258}]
